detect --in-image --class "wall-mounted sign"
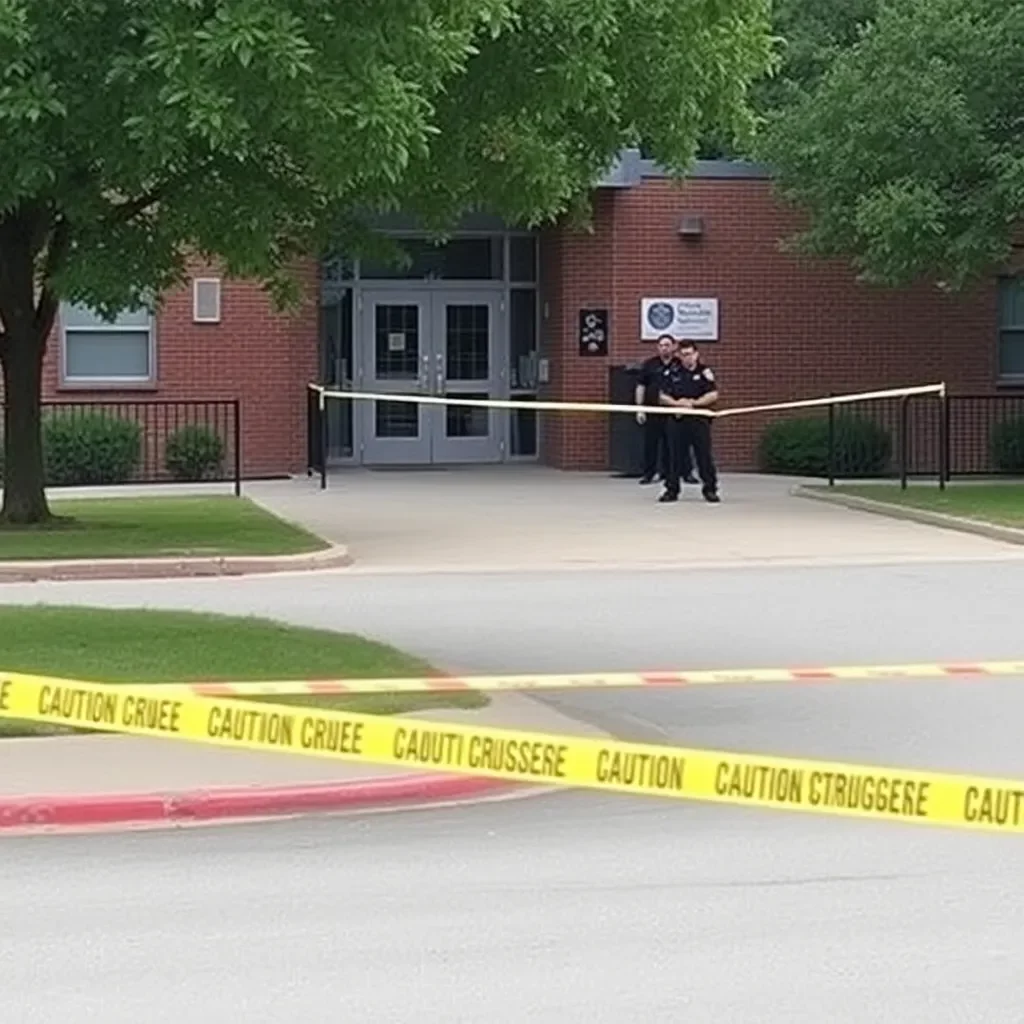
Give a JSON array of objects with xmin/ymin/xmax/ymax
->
[
  {"xmin": 387, "ymin": 332, "xmax": 406, "ymax": 352},
  {"xmin": 640, "ymin": 298, "xmax": 719, "ymax": 341},
  {"xmin": 579, "ymin": 308, "xmax": 609, "ymax": 356}
]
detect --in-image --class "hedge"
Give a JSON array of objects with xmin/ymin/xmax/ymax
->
[
  {"xmin": 0, "ymin": 412, "xmax": 141, "ymax": 486},
  {"xmin": 759, "ymin": 415, "xmax": 893, "ymax": 477},
  {"xmin": 165, "ymin": 425, "xmax": 225, "ymax": 481},
  {"xmin": 990, "ymin": 416, "xmax": 1024, "ymax": 473}
]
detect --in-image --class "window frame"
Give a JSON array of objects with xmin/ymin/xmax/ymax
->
[
  {"xmin": 998, "ymin": 275, "xmax": 1024, "ymax": 384},
  {"xmin": 59, "ymin": 302, "xmax": 157, "ymax": 389},
  {"xmin": 192, "ymin": 277, "xmax": 222, "ymax": 323}
]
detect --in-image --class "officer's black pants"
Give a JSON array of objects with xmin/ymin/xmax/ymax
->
[
  {"xmin": 643, "ymin": 414, "xmax": 692, "ymax": 480},
  {"xmin": 664, "ymin": 417, "xmax": 717, "ymax": 496},
  {"xmin": 641, "ymin": 414, "xmax": 668, "ymax": 479}
]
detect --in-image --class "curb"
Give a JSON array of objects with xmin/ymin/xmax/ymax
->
[
  {"xmin": 0, "ymin": 542, "xmax": 352, "ymax": 583},
  {"xmin": 0, "ymin": 772, "xmax": 517, "ymax": 831},
  {"xmin": 792, "ymin": 485, "xmax": 1024, "ymax": 546}
]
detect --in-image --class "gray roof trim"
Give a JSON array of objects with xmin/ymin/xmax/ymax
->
[{"xmin": 596, "ymin": 148, "xmax": 772, "ymax": 188}]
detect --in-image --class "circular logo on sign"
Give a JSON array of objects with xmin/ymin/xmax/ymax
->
[{"xmin": 646, "ymin": 302, "xmax": 674, "ymax": 331}]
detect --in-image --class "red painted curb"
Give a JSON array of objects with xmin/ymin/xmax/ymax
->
[{"xmin": 0, "ymin": 773, "xmax": 517, "ymax": 830}]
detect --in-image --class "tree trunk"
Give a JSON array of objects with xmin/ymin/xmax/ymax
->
[{"xmin": 0, "ymin": 324, "xmax": 50, "ymax": 525}]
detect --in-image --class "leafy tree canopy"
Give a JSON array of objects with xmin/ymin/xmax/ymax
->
[
  {"xmin": 0, "ymin": 0, "xmax": 774, "ymax": 522},
  {"xmin": 0, "ymin": 0, "xmax": 774, "ymax": 316},
  {"xmin": 751, "ymin": 0, "xmax": 879, "ymax": 111},
  {"xmin": 755, "ymin": 0, "xmax": 1024, "ymax": 289}
]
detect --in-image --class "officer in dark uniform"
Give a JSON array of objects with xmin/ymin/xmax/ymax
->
[
  {"xmin": 633, "ymin": 335, "xmax": 696, "ymax": 484},
  {"xmin": 656, "ymin": 340, "xmax": 720, "ymax": 503}
]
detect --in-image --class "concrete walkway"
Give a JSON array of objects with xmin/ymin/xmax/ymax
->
[
  {"xmin": 246, "ymin": 468, "xmax": 1022, "ymax": 572},
  {"xmin": 35, "ymin": 468, "xmax": 1024, "ymax": 573}
]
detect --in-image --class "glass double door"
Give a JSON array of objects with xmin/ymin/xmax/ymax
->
[{"xmin": 360, "ymin": 290, "xmax": 504, "ymax": 465}]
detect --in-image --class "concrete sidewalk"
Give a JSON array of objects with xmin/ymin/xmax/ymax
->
[
  {"xmin": 247, "ymin": 469, "xmax": 1024, "ymax": 571},
  {"xmin": 0, "ymin": 692, "xmax": 601, "ymax": 831},
  {"xmin": 36, "ymin": 469, "xmax": 1024, "ymax": 574}
]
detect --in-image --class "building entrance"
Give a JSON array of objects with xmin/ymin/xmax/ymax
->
[
  {"xmin": 319, "ymin": 227, "xmax": 539, "ymax": 466},
  {"xmin": 359, "ymin": 289, "xmax": 505, "ymax": 465}
]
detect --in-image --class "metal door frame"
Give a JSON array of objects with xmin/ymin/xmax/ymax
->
[
  {"xmin": 356, "ymin": 287, "xmax": 507, "ymax": 465},
  {"xmin": 429, "ymin": 290, "xmax": 505, "ymax": 464},
  {"xmin": 358, "ymin": 290, "xmax": 433, "ymax": 465}
]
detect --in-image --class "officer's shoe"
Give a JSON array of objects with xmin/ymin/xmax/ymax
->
[
  {"xmin": 702, "ymin": 490, "xmax": 720, "ymax": 504},
  {"xmin": 638, "ymin": 475, "xmax": 655, "ymax": 485},
  {"xmin": 658, "ymin": 491, "xmax": 679, "ymax": 503},
  {"xmin": 683, "ymin": 473, "xmax": 698, "ymax": 485}
]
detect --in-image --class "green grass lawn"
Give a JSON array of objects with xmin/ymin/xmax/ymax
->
[
  {"xmin": 0, "ymin": 496, "xmax": 328, "ymax": 561},
  {"xmin": 831, "ymin": 483, "xmax": 1024, "ymax": 528},
  {"xmin": 0, "ymin": 607, "xmax": 485, "ymax": 737}
]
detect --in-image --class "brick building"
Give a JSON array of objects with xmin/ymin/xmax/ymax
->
[{"xmin": 41, "ymin": 152, "xmax": 1024, "ymax": 478}]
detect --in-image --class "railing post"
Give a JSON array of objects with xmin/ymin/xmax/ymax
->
[
  {"xmin": 899, "ymin": 394, "xmax": 910, "ymax": 490},
  {"xmin": 306, "ymin": 386, "xmax": 314, "ymax": 477},
  {"xmin": 939, "ymin": 391, "xmax": 950, "ymax": 490},
  {"xmin": 318, "ymin": 387, "xmax": 328, "ymax": 491},
  {"xmin": 827, "ymin": 399, "xmax": 836, "ymax": 487},
  {"xmin": 233, "ymin": 399, "xmax": 242, "ymax": 497}
]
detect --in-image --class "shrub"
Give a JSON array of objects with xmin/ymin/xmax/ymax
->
[
  {"xmin": 990, "ymin": 416, "xmax": 1024, "ymax": 473},
  {"xmin": 165, "ymin": 425, "xmax": 225, "ymax": 481},
  {"xmin": 758, "ymin": 415, "xmax": 892, "ymax": 477},
  {"xmin": 43, "ymin": 412, "xmax": 142, "ymax": 486}
]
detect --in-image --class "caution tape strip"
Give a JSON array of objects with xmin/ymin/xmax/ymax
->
[
  {"xmin": 1, "ymin": 674, "xmax": 1021, "ymax": 834},
  {"xmin": 105, "ymin": 658, "xmax": 1024, "ymax": 698},
  {"xmin": 308, "ymin": 381, "xmax": 946, "ymax": 420}
]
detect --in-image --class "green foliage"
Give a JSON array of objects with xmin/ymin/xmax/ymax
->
[
  {"xmin": 0, "ymin": 0, "xmax": 775, "ymax": 316},
  {"xmin": 751, "ymin": 0, "xmax": 879, "ymax": 112},
  {"xmin": 2, "ymin": 417, "xmax": 142, "ymax": 487},
  {"xmin": 0, "ymin": 0, "xmax": 775, "ymax": 521},
  {"xmin": 41, "ymin": 413, "xmax": 142, "ymax": 486},
  {"xmin": 164, "ymin": 425, "xmax": 225, "ymax": 481},
  {"xmin": 756, "ymin": 0, "xmax": 1024, "ymax": 289},
  {"xmin": 758, "ymin": 415, "xmax": 892, "ymax": 477},
  {"xmin": 990, "ymin": 417, "xmax": 1024, "ymax": 473}
]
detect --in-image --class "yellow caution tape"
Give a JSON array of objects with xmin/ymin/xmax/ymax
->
[
  {"xmin": 308, "ymin": 381, "xmax": 946, "ymax": 420},
  {"xmin": 1, "ymin": 672, "xmax": 1021, "ymax": 834}
]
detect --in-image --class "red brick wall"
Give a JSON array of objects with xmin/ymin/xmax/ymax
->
[
  {"xmin": 9, "ymin": 181, "xmax": 1010, "ymax": 480},
  {"xmin": 538, "ymin": 192, "xmax": 618, "ymax": 469},
  {"xmin": 541, "ymin": 176, "xmax": 1001, "ymax": 471},
  {"xmin": 38, "ymin": 259, "xmax": 319, "ymax": 478}
]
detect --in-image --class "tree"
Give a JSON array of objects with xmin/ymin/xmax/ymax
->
[
  {"xmin": 755, "ymin": 0, "xmax": 1024, "ymax": 290},
  {"xmin": 750, "ymin": 0, "xmax": 879, "ymax": 112},
  {"xmin": 0, "ymin": 0, "xmax": 773, "ymax": 525}
]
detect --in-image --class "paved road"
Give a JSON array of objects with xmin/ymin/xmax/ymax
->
[
  {"xmin": 3, "ymin": 558, "xmax": 1023, "ymax": 1019},
  {"xmin": 3, "ymin": 791, "xmax": 1020, "ymax": 1023},
  {"xmin": 3, "ymin": 558, "xmax": 1023, "ymax": 673},
  {"xmin": 4, "ymin": 559, "xmax": 1024, "ymax": 773}
]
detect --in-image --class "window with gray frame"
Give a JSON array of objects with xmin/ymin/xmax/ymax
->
[
  {"xmin": 999, "ymin": 277, "xmax": 1024, "ymax": 380},
  {"xmin": 61, "ymin": 302, "xmax": 154, "ymax": 385}
]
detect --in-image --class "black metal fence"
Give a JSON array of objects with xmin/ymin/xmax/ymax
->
[
  {"xmin": 1, "ymin": 399, "xmax": 241, "ymax": 494},
  {"xmin": 825, "ymin": 393, "xmax": 1024, "ymax": 486}
]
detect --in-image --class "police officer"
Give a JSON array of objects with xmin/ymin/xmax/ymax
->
[
  {"xmin": 656, "ymin": 340, "xmax": 720, "ymax": 503},
  {"xmin": 633, "ymin": 335, "xmax": 697, "ymax": 485}
]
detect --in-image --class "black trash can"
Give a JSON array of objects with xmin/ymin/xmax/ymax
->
[{"xmin": 608, "ymin": 364, "xmax": 644, "ymax": 477}]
